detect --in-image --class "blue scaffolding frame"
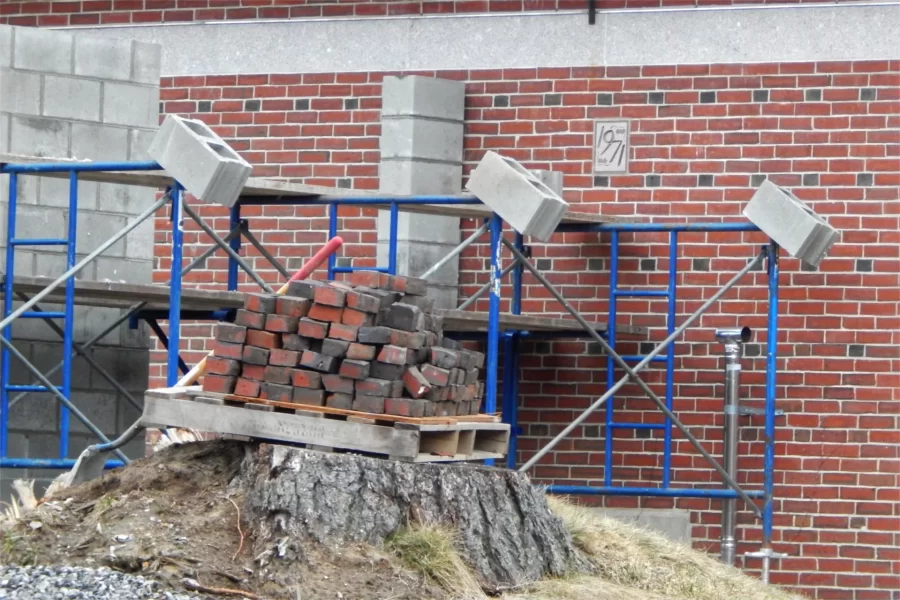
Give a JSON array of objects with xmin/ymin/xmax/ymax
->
[{"xmin": 0, "ymin": 158, "xmax": 781, "ymax": 565}]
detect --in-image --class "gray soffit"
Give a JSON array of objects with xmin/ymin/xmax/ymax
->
[{"xmin": 64, "ymin": 3, "xmax": 900, "ymax": 76}]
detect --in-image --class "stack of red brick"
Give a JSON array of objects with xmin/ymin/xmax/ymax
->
[{"xmin": 202, "ymin": 271, "xmax": 486, "ymax": 417}]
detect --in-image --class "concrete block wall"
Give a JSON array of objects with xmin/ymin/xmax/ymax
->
[
  {"xmin": 377, "ymin": 75, "xmax": 465, "ymax": 309},
  {"xmin": 0, "ymin": 24, "xmax": 160, "ymax": 495}
]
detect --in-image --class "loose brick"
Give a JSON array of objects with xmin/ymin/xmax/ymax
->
[
  {"xmin": 241, "ymin": 363, "xmax": 266, "ymax": 381},
  {"xmin": 269, "ymin": 348, "xmax": 300, "ymax": 367},
  {"xmin": 476, "ymin": 381, "xmax": 485, "ymax": 399},
  {"xmin": 321, "ymin": 338, "xmax": 351, "ymax": 358},
  {"xmin": 357, "ymin": 326, "xmax": 391, "ymax": 344},
  {"xmin": 461, "ymin": 384, "xmax": 477, "ymax": 402},
  {"xmin": 352, "ymin": 394, "xmax": 385, "ymax": 414},
  {"xmin": 326, "ymin": 393, "xmax": 353, "ymax": 410},
  {"xmin": 263, "ymin": 382, "xmax": 293, "ymax": 402},
  {"xmin": 291, "ymin": 369, "xmax": 323, "ymax": 389},
  {"xmin": 329, "ymin": 322, "xmax": 359, "ymax": 342},
  {"xmin": 356, "ymin": 286, "xmax": 399, "ymax": 308},
  {"xmin": 403, "ymin": 366, "xmax": 432, "ymax": 399},
  {"xmin": 384, "ymin": 397, "xmax": 427, "ymax": 418},
  {"xmin": 390, "ymin": 379, "xmax": 405, "ymax": 398},
  {"xmin": 264, "ymin": 366, "xmax": 292, "ymax": 385},
  {"xmin": 275, "ymin": 296, "xmax": 311, "ymax": 318},
  {"xmin": 214, "ymin": 341, "xmax": 244, "ymax": 361},
  {"xmin": 407, "ymin": 332, "xmax": 427, "ymax": 350},
  {"xmin": 440, "ymin": 336, "xmax": 461, "ymax": 351},
  {"xmin": 346, "ymin": 343, "xmax": 376, "ymax": 361},
  {"xmin": 421, "ymin": 364, "xmax": 450, "ymax": 386},
  {"xmin": 398, "ymin": 294, "xmax": 434, "ymax": 311},
  {"xmin": 242, "ymin": 345, "xmax": 270, "ymax": 366},
  {"xmin": 398, "ymin": 275, "xmax": 428, "ymax": 296},
  {"xmin": 436, "ymin": 402, "xmax": 457, "ymax": 417},
  {"xmin": 378, "ymin": 345, "xmax": 411, "ymax": 366},
  {"xmin": 456, "ymin": 350, "xmax": 473, "ymax": 370},
  {"xmin": 299, "ymin": 350, "xmax": 338, "ymax": 373},
  {"xmin": 293, "ymin": 387, "xmax": 326, "ymax": 406},
  {"xmin": 424, "ymin": 331, "xmax": 438, "ymax": 348},
  {"xmin": 345, "ymin": 289, "xmax": 381, "ymax": 313},
  {"xmin": 247, "ymin": 329, "xmax": 280, "ymax": 349},
  {"xmin": 385, "ymin": 303, "xmax": 424, "ymax": 332},
  {"xmin": 355, "ymin": 378, "xmax": 393, "ymax": 396},
  {"xmin": 428, "ymin": 313, "xmax": 444, "ymax": 334},
  {"xmin": 314, "ymin": 284, "xmax": 347, "ymax": 307},
  {"xmin": 429, "ymin": 347, "xmax": 459, "ymax": 369},
  {"xmin": 282, "ymin": 333, "xmax": 311, "ymax": 351},
  {"xmin": 427, "ymin": 387, "xmax": 445, "ymax": 402},
  {"xmin": 342, "ymin": 307, "xmax": 375, "ymax": 327},
  {"xmin": 370, "ymin": 361, "xmax": 405, "ymax": 381},
  {"xmin": 202, "ymin": 374, "xmax": 236, "ymax": 394},
  {"xmin": 215, "ymin": 323, "xmax": 247, "ymax": 344},
  {"xmin": 234, "ymin": 378, "xmax": 260, "ymax": 397},
  {"xmin": 265, "ymin": 314, "xmax": 299, "ymax": 333},
  {"xmin": 423, "ymin": 401, "xmax": 437, "ymax": 417},
  {"xmin": 469, "ymin": 399, "xmax": 482, "ymax": 415},
  {"xmin": 298, "ymin": 317, "xmax": 329, "ymax": 339},
  {"xmin": 446, "ymin": 385, "xmax": 459, "ymax": 401},
  {"xmin": 457, "ymin": 400, "xmax": 471, "ymax": 415},
  {"xmin": 469, "ymin": 350, "xmax": 485, "ymax": 369},
  {"xmin": 322, "ymin": 374, "xmax": 355, "ymax": 394},
  {"xmin": 375, "ymin": 308, "xmax": 392, "ymax": 326},
  {"xmin": 286, "ymin": 279, "xmax": 325, "ymax": 299},
  {"xmin": 449, "ymin": 368, "xmax": 466, "ymax": 386},
  {"xmin": 340, "ymin": 359, "xmax": 371, "ymax": 380},
  {"xmin": 235, "ymin": 309, "xmax": 266, "ymax": 330},
  {"xmin": 207, "ymin": 356, "xmax": 240, "ymax": 377},
  {"xmin": 349, "ymin": 270, "xmax": 386, "ymax": 289},
  {"xmin": 387, "ymin": 328, "xmax": 411, "ymax": 347},
  {"xmin": 244, "ymin": 293, "xmax": 277, "ymax": 314},
  {"xmin": 308, "ymin": 303, "xmax": 344, "ymax": 323},
  {"xmin": 465, "ymin": 368, "xmax": 480, "ymax": 385},
  {"xmin": 411, "ymin": 347, "xmax": 429, "ymax": 365}
]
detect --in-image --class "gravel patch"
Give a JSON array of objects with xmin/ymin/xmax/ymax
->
[{"xmin": 0, "ymin": 565, "xmax": 207, "ymax": 599}]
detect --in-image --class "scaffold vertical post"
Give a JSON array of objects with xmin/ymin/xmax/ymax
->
[
  {"xmin": 763, "ymin": 242, "xmax": 780, "ymax": 549},
  {"xmin": 485, "ymin": 213, "xmax": 503, "ymax": 466},
  {"xmin": 0, "ymin": 173, "xmax": 18, "ymax": 458},
  {"xmin": 605, "ymin": 230, "xmax": 619, "ymax": 486},
  {"xmin": 60, "ymin": 169, "xmax": 80, "ymax": 458},
  {"xmin": 167, "ymin": 183, "xmax": 184, "ymax": 386},
  {"xmin": 663, "ymin": 231, "xmax": 678, "ymax": 486},
  {"xmin": 228, "ymin": 204, "xmax": 241, "ymax": 291}
]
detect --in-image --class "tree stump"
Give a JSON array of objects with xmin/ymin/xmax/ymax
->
[{"xmin": 240, "ymin": 444, "xmax": 589, "ymax": 592}]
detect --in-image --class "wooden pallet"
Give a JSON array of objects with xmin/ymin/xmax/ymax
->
[{"xmin": 143, "ymin": 387, "xmax": 510, "ymax": 463}]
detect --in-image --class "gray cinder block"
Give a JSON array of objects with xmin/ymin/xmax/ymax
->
[
  {"xmin": 73, "ymin": 33, "xmax": 132, "ymax": 81},
  {"xmin": 743, "ymin": 180, "xmax": 839, "ymax": 269},
  {"xmin": 43, "ymin": 76, "xmax": 102, "ymax": 121},
  {"xmin": 10, "ymin": 115, "xmax": 69, "ymax": 157},
  {"xmin": 13, "ymin": 27, "xmax": 73, "ymax": 75},
  {"xmin": 466, "ymin": 151, "xmax": 569, "ymax": 242},
  {"xmin": 103, "ymin": 81, "xmax": 159, "ymax": 127},
  {"xmin": 532, "ymin": 169, "xmax": 564, "ymax": 197},
  {"xmin": 148, "ymin": 114, "xmax": 252, "ymax": 208},
  {"xmin": 381, "ymin": 75, "xmax": 465, "ymax": 121},
  {"xmin": 71, "ymin": 122, "xmax": 129, "ymax": 161},
  {"xmin": 0, "ymin": 25, "xmax": 12, "ymax": 68},
  {"xmin": 131, "ymin": 41, "xmax": 162, "ymax": 85},
  {"xmin": 0, "ymin": 69, "xmax": 42, "ymax": 116},
  {"xmin": 381, "ymin": 117, "xmax": 463, "ymax": 163}
]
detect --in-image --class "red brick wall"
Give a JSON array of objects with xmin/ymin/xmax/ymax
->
[
  {"xmin": 151, "ymin": 61, "xmax": 900, "ymax": 599},
  {"xmin": 0, "ymin": 0, "xmax": 863, "ymax": 26}
]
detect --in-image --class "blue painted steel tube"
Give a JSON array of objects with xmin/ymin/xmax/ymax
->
[
  {"xmin": 501, "ymin": 336, "xmax": 516, "ymax": 468},
  {"xmin": 613, "ymin": 289, "xmax": 670, "ymax": 298},
  {"xmin": 331, "ymin": 267, "xmax": 389, "ymax": 274},
  {"xmin": 763, "ymin": 242, "xmax": 780, "ymax": 547},
  {"xmin": 503, "ymin": 232, "xmax": 525, "ymax": 468},
  {"xmin": 621, "ymin": 355, "xmax": 667, "ymax": 363},
  {"xmin": 555, "ymin": 222, "xmax": 761, "ymax": 234},
  {"xmin": 663, "ymin": 231, "xmax": 678, "ymax": 487},
  {"xmin": 6, "ymin": 385, "xmax": 48, "ymax": 393},
  {"xmin": 59, "ymin": 170, "xmax": 80, "ymax": 459},
  {"xmin": 9, "ymin": 239, "xmax": 68, "ymax": 246},
  {"xmin": 605, "ymin": 230, "xmax": 619, "ymax": 486},
  {"xmin": 227, "ymin": 205, "xmax": 241, "ymax": 291},
  {"xmin": 485, "ymin": 214, "xmax": 503, "ymax": 466},
  {"xmin": 1, "ymin": 160, "xmax": 161, "ymax": 174},
  {"xmin": 546, "ymin": 485, "xmax": 766, "ymax": 499},
  {"xmin": 19, "ymin": 312, "xmax": 66, "ymax": 319},
  {"xmin": 0, "ymin": 458, "xmax": 124, "ymax": 469},
  {"xmin": 239, "ymin": 195, "xmax": 482, "ymax": 206},
  {"xmin": 327, "ymin": 203, "xmax": 337, "ymax": 280},
  {"xmin": 388, "ymin": 202, "xmax": 398, "ymax": 275},
  {"xmin": 609, "ymin": 422, "xmax": 665, "ymax": 430},
  {"xmin": 146, "ymin": 319, "xmax": 190, "ymax": 376},
  {"xmin": 1, "ymin": 173, "xmax": 18, "ymax": 458},
  {"xmin": 166, "ymin": 184, "xmax": 185, "ymax": 386}
]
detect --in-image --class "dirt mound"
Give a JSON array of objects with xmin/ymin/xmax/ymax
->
[{"xmin": 1, "ymin": 440, "xmax": 443, "ymax": 600}]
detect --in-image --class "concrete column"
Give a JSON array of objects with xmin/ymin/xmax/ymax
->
[{"xmin": 377, "ymin": 76, "xmax": 465, "ymax": 309}]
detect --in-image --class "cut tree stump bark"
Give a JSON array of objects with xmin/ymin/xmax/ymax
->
[{"xmin": 240, "ymin": 444, "xmax": 590, "ymax": 592}]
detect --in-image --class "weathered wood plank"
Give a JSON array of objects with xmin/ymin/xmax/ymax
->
[{"xmin": 140, "ymin": 396, "xmax": 420, "ymax": 458}]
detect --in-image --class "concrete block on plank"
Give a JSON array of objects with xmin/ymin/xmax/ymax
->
[
  {"xmin": 378, "ymin": 160, "xmax": 462, "ymax": 198},
  {"xmin": 43, "ymin": 76, "xmax": 101, "ymax": 121},
  {"xmin": 132, "ymin": 40, "xmax": 162, "ymax": 85},
  {"xmin": 148, "ymin": 114, "xmax": 251, "ymax": 208},
  {"xmin": 96, "ymin": 183, "xmax": 150, "ymax": 215},
  {"xmin": 467, "ymin": 150, "xmax": 569, "ymax": 242},
  {"xmin": 13, "ymin": 26, "xmax": 73, "ymax": 74},
  {"xmin": 77, "ymin": 211, "xmax": 127, "ymax": 257},
  {"xmin": 0, "ymin": 26, "xmax": 11, "ymax": 68},
  {"xmin": 381, "ymin": 117, "xmax": 463, "ymax": 164},
  {"xmin": 103, "ymin": 81, "xmax": 159, "ymax": 128},
  {"xmin": 532, "ymin": 169, "xmax": 564, "ymax": 197},
  {"xmin": 381, "ymin": 76, "xmax": 465, "ymax": 121},
  {"xmin": 0, "ymin": 69, "xmax": 42, "ymax": 115},
  {"xmin": 71, "ymin": 122, "xmax": 130, "ymax": 161},
  {"xmin": 10, "ymin": 115, "xmax": 69, "ymax": 158},
  {"xmin": 742, "ymin": 180, "xmax": 839, "ymax": 269},
  {"xmin": 73, "ymin": 33, "xmax": 132, "ymax": 81}
]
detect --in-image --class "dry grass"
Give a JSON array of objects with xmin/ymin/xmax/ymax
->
[
  {"xmin": 387, "ymin": 523, "xmax": 487, "ymax": 600},
  {"xmin": 534, "ymin": 496, "xmax": 804, "ymax": 600}
]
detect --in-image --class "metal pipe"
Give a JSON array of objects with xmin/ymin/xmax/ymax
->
[
  {"xmin": 227, "ymin": 205, "xmax": 241, "ymax": 290},
  {"xmin": 0, "ymin": 334, "xmax": 128, "ymax": 463},
  {"xmin": 546, "ymin": 485, "xmax": 766, "ymax": 499},
  {"xmin": 1, "ymin": 173, "xmax": 18, "ymax": 457},
  {"xmin": 1, "ymin": 160, "xmax": 161, "ymax": 174},
  {"xmin": 663, "ymin": 231, "xmax": 678, "ymax": 488},
  {"xmin": 763, "ymin": 242, "xmax": 780, "ymax": 559},
  {"xmin": 167, "ymin": 185, "xmax": 184, "ymax": 386},
  {"xmin": 59, "ymin": 169, "xmax": 80, "ymax": 459},
  {"xmin": 485, "ymin": 214, "xmax": 503, "ymax": 441},
  {"xmin": 715, "ymin": 326, "xmax": 752, "ymax": 565},
  {"xmin": 328, "ymin": 203, "xmax": 338, "ymax": 280},
  {"xmin": 457, "ymin": 259, "xmax": 519, "ymax": 311},
  {"xmin": 240, "ymin": 222, "xmax": 291, "ymax": 280},
  {"xmin": 605, "ymin": 230, "xmax": 618, "ymax": 487},
  {"xmin": 0, "ymin": 192, "xmax": 171, "ymax": 332},
  {"xmin": 506, "ymin": 231, "xmax": 524, "ymax": 468},
  {"xmin": 388, "ymin": 202, "xmax": 398, "ymax": 276},
  {"xmin": 183, "ymin": 201, "xmax": 272, "ymax": 293},
  {"xmin": 555, "ymin": 222, "xmax": 761, "ymax": 233},
  {"xmin": 514, "ymin": 239, "xmax": 766, "ymax": 518},
  {"xmin": 421, "ymin": 220, "xmax": 489, "ymax": 280},
  {"xmin": 14, "ymin": 292, "xmax": 142, "ymax": 411},
  {"xmin": 7, "ymin": 228, "xmax": 238, "ymax": 410}
]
